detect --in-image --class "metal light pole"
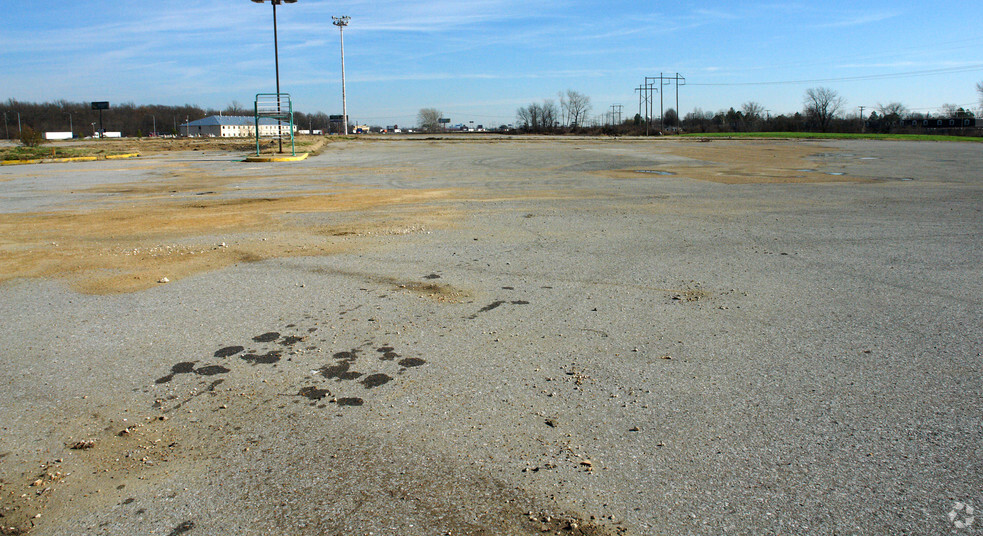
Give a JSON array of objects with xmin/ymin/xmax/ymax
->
[
  {"xmin": 65, "ymin": 112, "xmax": 73, "ymax": 138},
  {"xmin": 252, "ymin": 0, "xmax": 297, "ymax": 152},
  {"xmin": 332, "ymin": 16, "xmax": 350, "ymax": 136}
]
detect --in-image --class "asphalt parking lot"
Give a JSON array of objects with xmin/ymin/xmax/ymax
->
[{"xmin": 1, "ymin": 136, "xmax": 981, "ymax": 535}]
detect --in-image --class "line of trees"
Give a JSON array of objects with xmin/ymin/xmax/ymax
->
[
  {"xmin": 677, "ymin": 87, "xmax": 978, "ymax": 135},
  {"xmin": 611, "ymin": 86, "xmax": 980, "ymax": 136},
  {"xmin": 8, "ymin": 81, "xmax": 982, "ymax": 140},
  {"xmin": 515, "ymin": 89, "xmax": 592, "ymax": 133},
  {"xmin": 0, "ymin": 99, "xmax": 339, "ymax": 139}
]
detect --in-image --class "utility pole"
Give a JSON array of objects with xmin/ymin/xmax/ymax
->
[
  {"xmin": 660, "ymin": 72, "xmax": 667, "ymax": 132},
  {"xmin": 3, "ymin": 112, "xmax": 7, "ymax": 139},
  {"xmin": 332, "ymin": 16, "xmax": 351, "ymax": 136},
  {"xmin": 609, "ymin": 104, "xmax": 623, "ymax": 126},
  {"xmin": 674, "ymin": 73, "xmax": 685, "ymax": 131},
  {"xmin": 640, "ymin": 78, "xmax": 659, "ymax": 135},
  {"xmin": 858, "ymin": 106, "xmax": 866, "ymax": 133}
]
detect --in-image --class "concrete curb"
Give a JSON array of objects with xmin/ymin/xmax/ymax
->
[
  {"xmin": 48, "ymin": 156, "xmax": 99, "ymax": 163},
  {"xmin": 1, "ymin": 153, "xmax": 140, "ymax": 166},
  {"xmin": 242, "ymin": 152, "xmax": 310, "ymax": 163}
]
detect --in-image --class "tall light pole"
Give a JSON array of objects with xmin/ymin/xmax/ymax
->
[
  {"xmin": 332, "ymin": 16, "xmax": 350, "ymax": 136},
  {"xmin": 252, "ymin": 0, "xmax": 297, "ymax": 153}
]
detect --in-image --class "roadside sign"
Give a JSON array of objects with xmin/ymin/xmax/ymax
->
[{"xmin": 91, "ymin": 101, "xmax": 109, "ymax": 110}]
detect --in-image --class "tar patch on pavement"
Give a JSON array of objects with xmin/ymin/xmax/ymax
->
[
  {"xmin": 468, "ymin": 299, "xmax": 530, "ymax": 319},
  {"xmin": 156, "ymin": 362, "xmax": 230, "ymax": 384},
  {"xmin": 166, "ymin": 520, "xmax": 195, "ymax": 536},
  {"xmin": 155, "ymin": 324, "xmax": 427, "ymax": 410}
]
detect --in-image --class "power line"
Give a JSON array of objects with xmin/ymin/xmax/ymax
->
[{"xmin": 689, "ymin": 64, "xmax": 983, "ymax": 87}]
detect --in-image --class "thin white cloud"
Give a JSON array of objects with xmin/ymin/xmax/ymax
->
[{"xmin": 817, "ymin": 10, "xmax": 902, "ymax": 28}]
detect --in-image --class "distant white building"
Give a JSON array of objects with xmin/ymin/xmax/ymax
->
[{"xmin": 180, "ymin": 116, "xmax": 295, "ymax": 138}]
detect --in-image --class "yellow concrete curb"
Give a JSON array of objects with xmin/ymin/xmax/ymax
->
[
  {"xmin": 0, "ymin": 153, "xmax": 139, "ymax": 166},
  {"xmin": 49, "ymin": 156, "xmax": 99, "ymax": 163},
  {"xmin": 243, "ymin": 152, "xmax": 310, "ymax": 163}
]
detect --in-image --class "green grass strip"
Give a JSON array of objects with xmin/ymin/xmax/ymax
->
[{"xmin": 679, "ymin": 132, "xmax": 983, "ymax": 142}]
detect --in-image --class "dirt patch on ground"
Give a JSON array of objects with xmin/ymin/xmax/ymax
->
[
  {"xmin": 607, "ymin": 139, "xmax": 867, "ymax": 184},
  {"xmin": 0, "ymin": 188, "xmax": 461, "ymax": 294},
  {"xmin": 63, "ymin": 135, "xmax": 330, "ymax": 156}
]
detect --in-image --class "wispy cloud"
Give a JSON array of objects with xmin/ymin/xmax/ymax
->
[{"xmin": 816, "ymin": 10, "xmax": 902, "ymax": 28}]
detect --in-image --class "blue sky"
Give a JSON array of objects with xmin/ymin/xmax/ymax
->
[{"xmin": 2, "ymin": 1, "xmax": 981, "ymax": 127}]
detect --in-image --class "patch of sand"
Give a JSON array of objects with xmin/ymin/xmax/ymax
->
[
  {"xmin": 611, "ymin": 139, "xmax": 867, "ymax": 184},
  {"xmin": 0, "ymin": 188, "xmax": 461, "ymax": 294}
]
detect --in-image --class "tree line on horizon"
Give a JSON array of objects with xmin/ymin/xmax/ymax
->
[
  {"xmin": 0, "ymin": 99, "xmax": 340, "ymax": 139},
  {"xmin": 505, "ymin": 86, "xmax": 982, "ymax": 136},
  {"xmin": 5, "ymin": 82, "xmax": 982, "ymax": 140}
]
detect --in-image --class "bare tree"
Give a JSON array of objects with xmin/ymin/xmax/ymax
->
[
  {"xmin": 977, "ymin": 81, "xmax": 983, "ymax": 113},
  {"xmin": 741, "ymin": 101, "xmax": 765, "ymax": 130},
  {"xmin": 516, "ymin": 104, "xmax": 539, "ymax": 131},
  {"xmin": 939, "ymin": 103, "xmax": 970, "ymax": 118},
  {"xmin": 803, "ymin": 87, "xmax": 845, "ymax": 132},
  {"xmin": 417, "ymin": 107, "xmax": 442, "ymax": 133},
  {"xmin": 561, "ymin": 90, "xmax": 591, "ymax": 127},
  {"xmin": 557, "ymin": 91, "xmax": 568, "ymax": 125},
  {"xmin": 876, "ymin": 102, "xmax": 907, "ymax": 120},
  {"xmin": 541, "ymin": 100, "xmax": 559, "ymax": 131},
  {"xmin": 224, "ymin": 100, "xmax": 248, "ymax": 115},
  {"xmin": 939, "ymin": 102, "xmax": 962, "ymax": 117}
]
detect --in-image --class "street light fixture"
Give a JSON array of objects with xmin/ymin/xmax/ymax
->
[
  {"xmin": 332, "ymin": 15, "xmax": 350, "ymax": 136},
  {"xmin": 252, "ymin": 0, "xmax": 297, "ymax": 153}
]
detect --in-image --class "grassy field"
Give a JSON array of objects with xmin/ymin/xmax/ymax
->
[{"xmin": 680, "ymin": 131, "xmax": 983, "ymax": 142}]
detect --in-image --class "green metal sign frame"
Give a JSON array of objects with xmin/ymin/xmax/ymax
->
[{"xmin": 254, "ymin": 93, "xmax": 296, "ymax": 156}]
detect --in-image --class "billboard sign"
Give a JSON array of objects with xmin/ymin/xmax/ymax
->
[{"xmin": 91, "ymin": 101, "xmax": 110, "ymax": 110}]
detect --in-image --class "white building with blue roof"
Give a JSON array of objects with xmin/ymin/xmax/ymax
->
[{"xmin": 179, "ymin": 116, "xmax": 295, "ymax": 138}]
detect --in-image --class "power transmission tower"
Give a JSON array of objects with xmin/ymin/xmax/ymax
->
[
  {"xmin": 636, "ymin": 81, "xmax": 658, "ymax": 135},
  {"xmin": 609, "ymin": 104, "xmax": 623, "ymax": 126},
  {"xmin": 640, "ymin": 74, "xmax": 685, "ymax": 132}
]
